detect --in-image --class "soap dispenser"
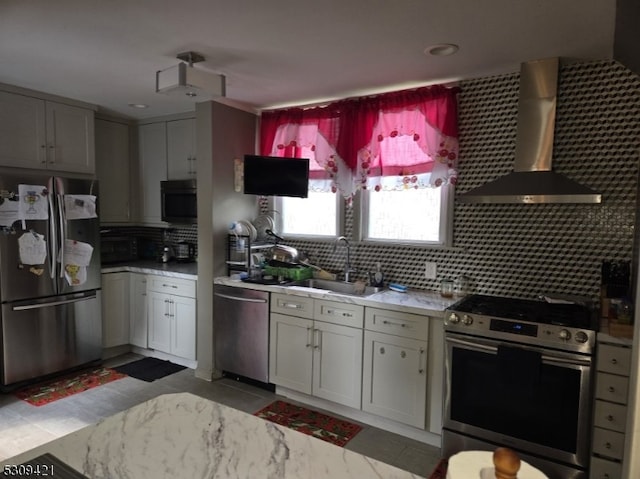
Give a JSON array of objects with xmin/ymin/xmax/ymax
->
[{"xmin": 370, "ymin": 262, "xmax": 385, "ymax": 287}]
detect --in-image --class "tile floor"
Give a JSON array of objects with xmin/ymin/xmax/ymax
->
[{"xmin": 0, "ymin": 354, "xmax": 442, "ymax": 477}]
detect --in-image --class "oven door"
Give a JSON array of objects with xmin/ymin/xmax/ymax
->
[{"xmin": 443, "ymin": 331, "xmax": 593, "ymax": 470}]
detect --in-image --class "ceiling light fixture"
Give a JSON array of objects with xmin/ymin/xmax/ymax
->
[
  {"xmin": 155, "ymin": 51, "xmax": 226, "ymax": 99},
  {"xmin": 425, "ymin": 43, "xmax": 459, "ymax": 56}
]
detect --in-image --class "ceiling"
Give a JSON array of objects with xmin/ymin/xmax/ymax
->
[{"xmin": 0, "ymin": 0, "xmax": 618, "ymax": 120}]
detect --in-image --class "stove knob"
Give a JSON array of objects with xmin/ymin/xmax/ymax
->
[
  {"xmin": 448, "ymin": 313, "xmax": 460, "ymax": 324},
  {"xmin": 558, "ymin": 329, "xmax": 571, "ymax": 341},
  {"xmin": 462, "ymin": 314, "xmax": 474, "ymax": 326},
  {"xmin": 575, "ymin": 331, "xmax": 589, "ymax": 344}
]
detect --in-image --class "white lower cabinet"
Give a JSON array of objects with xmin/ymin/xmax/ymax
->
[
  {"xmin": 147, "ymin": 276, "xmax": 196, "ymax": 360},
  {"xmin": 129, "ymin": 273, "xmax": 148, "ymax": 348},
  {"xmin": 362, "ymin": 307, "xmax": 429, "ymax": 429},
  {"xmin": 269, "ymin": 294, "xmax": 363, "ymax": 409},
  {"xmin": 101, "ymin": 272, "xmax": 130, "ymax": 348}
]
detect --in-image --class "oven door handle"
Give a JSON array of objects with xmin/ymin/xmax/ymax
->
[{"xmin": 446, "ymin": 336, "xmax": 592, "ymax": 367}]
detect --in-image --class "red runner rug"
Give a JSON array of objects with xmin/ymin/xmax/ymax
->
[
  {"xmin": 254, "ymin": 400, "xmax": 362, "ymax": 447},
  {"xmin": 15, "ymin": 367, "xmax": 126, "ymax": 406},
  {"xmin": 428, "ymin": 458, "xmax": 448, "ymax": 479}
]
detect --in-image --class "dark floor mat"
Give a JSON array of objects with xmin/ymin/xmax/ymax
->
[{"xmin": 113, "ymin": 357, "xmax": 186, "ymax": 382}]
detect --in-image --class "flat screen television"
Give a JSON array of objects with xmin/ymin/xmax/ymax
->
[{"xmin": 243, "ymin": 154, "xmax": 310, "ymax": 198}]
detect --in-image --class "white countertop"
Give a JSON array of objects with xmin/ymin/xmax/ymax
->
[
  {"xmin": 1, "ymin": 392, "xmax": 424, "ymax": 479},
  {"xmin": 214, "ymin": 276, "xmax": 458, "ymax": 316},
  {"xmin": 102, "ymin": 260, "xmax": 197, "ymax": 280}
]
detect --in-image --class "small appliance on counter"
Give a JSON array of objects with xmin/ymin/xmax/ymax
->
[{"xmin": 175, "ymin": 241, "xmax": 196, "ymax": 263}]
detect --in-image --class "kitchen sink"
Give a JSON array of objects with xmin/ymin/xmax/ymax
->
[{"xmin": 292, "ymin": 278, "xmax": 383, "ymax": 296}]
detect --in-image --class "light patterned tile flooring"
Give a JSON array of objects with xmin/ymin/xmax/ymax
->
[{"xmin": 0, "ymin": 353, "xmax": 442, "ymax": 477}]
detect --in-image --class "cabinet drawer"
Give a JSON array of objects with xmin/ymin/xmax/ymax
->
[
  {"xmin": 592, "ymin": 427, "xmax": 625, "ymax": 460},
  {"xmin": 314, "ymin": 299, "xmax": 363, "ymax": 328},
  {"xmin": 365, "ymin": 307, "xmax": 429, "ymax": 340},
  {"xmin": 147, "ymin": 276, "xmax": 196, "ymax": 298},
  {"xmin": 271, "ymin": 293, "xmax": 314, "ymax": 319},
  {"xmin": 595, "ymin": 373, "xmax": 629, "ymax": 404},
  {"xmin": 597, "ymin": 343, "xmax": 631, "ymax": 376},
  {"xmin": 590, "ymin": 456, "xmax": 622, "ymax": 479},
  {"xmin": 594, "ymin": 400, "xmax": 627, "ymax": 433}
]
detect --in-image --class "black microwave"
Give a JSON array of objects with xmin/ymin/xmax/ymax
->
[{"xmin": 161, "ymin": 179, "xmax": 197, "ymax": 224}]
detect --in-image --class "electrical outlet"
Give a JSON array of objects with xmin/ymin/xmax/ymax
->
[{"xmin": 425, "ymin": 261, "xmax": 437, "ymax": 280}]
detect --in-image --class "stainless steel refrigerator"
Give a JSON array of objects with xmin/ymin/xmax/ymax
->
[{"xmin": 0, "ymin": 173, "xmax": 102, "ymax": 389}]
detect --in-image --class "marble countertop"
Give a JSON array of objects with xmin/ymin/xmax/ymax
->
[
  {"xmin": 1, "ymin": 393, "xmax": 424, "ymax": 479},
  {"xmin": 102, "ymin": 260, "xmax": 197, "ymax": 280},
  {"xmin": 215, "ymin": 276, "xmax": 458, "ymax": 316}
]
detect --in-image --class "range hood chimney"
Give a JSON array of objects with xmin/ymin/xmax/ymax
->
[{"xmin": 457, "ymin": 58, "xmax": 602, "ymax": 204}]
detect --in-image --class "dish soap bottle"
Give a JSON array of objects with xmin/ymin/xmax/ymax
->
[{"xmin": 371, "ymin": 262, "xmax": 385, "ymax": 287}]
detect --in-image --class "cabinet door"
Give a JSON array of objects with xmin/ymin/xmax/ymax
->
[
  {"xmin": 129, "ymin": 274, "xmax": 148, "ymax": 348},
  {"xmin": 101, "ymin": 273, "xmax": 130, "ymax": 348},
  {"xmin": 171, "ymin": 295, "xmax": 196, "ymax": 360},
  {"xmin": 312, "ymin": 321, "xmax": 363, "ymax": 409},
  {"xmin": 362, "ymin": 330, "xmax": 427, "ymax": 428},
  {"xmin": 167, "ymin": 118, "xmax": 196, "ymax": 179},
  {"xmin": 96, "ymin": 119, "xmax": 131, "ymax": 223},
  {"xmin": 147, "ymin": 290, "xmax": 171, "ymax": 353},
  {"xmin": 137, "ymin": 122, "xmax": 167, "ymax": 225},
  {"xmin": 269, "ymin": 313, "xmax": 313, "ymax": 394},
  {"xmin": 45, "ymin": 101, "xmax": 95, "ymax": 174},
  {"xmin": 0, "ymin": 91, "xmax": 46, "ymax": 168}
]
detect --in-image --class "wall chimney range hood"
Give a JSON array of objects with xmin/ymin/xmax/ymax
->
[{"xmin": 457, "ymin": 58, "xmax": 602, "ymax": 204}]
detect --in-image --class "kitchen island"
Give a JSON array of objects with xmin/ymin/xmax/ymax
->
[{"xmin": 0, "ymin": 392, "xmax": 424, "ymax": 479}]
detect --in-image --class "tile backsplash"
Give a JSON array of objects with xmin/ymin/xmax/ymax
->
[{"xmin": 261, "ymin": 59, "xmax": 640, "ymax": 301}]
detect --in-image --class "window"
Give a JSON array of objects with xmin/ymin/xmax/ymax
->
[
  {"xmin": 271, "ymin": 190, "xmax": 341, "ymax": 238},
  {"xmin": 361, "ymin": 183, "xmax": 452, "ymax": 246}
]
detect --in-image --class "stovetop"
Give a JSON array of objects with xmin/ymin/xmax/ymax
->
[
  {"xmin": 445, "ymin": 294, "xmax": 598, "ymax": 354},
  {"xmin": 450, "ymin": 294, "xmax": 596, "ymax": 330}
]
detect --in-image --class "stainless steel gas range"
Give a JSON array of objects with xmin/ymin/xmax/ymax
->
[{"xmin": 442, "ymin": 294, "xmax": 598, "ymax": 479}]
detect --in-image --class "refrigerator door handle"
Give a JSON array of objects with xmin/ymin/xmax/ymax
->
[
  {"xmin": 12, "ymin": 292, "xmax": 96, "ymax": 311},
  {"xmin": 57, "ymin": 193, "xmax": 65, "ymax": 278},
  {"xmin": 47, "ymin": 178, "xmax": 57, "ymax": 280}
]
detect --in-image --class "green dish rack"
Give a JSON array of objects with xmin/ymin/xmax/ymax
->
[{"xmin": 264, "ymin": 265, "xmax": 313, "ymax": 281}]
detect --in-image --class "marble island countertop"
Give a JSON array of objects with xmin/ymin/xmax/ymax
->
[
  {"xmin": 215, "ymin": 276, "xmax": 458, "ymax": 316},
  {"xmin": 102, "ymin": 260, "xmax": 197, "ymax": 279},
  {"xmin": 1, "ymin": 393, "xmax": 425, "ymax": 479}
]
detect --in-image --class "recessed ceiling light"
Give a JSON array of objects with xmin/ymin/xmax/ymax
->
[
  {"xmin": 425, "ymin": 43, "xmax": 459, "ymax": 56},
  {"xmin": 128, "ymin": 103, "xmax": 148, "ymax": 109}
]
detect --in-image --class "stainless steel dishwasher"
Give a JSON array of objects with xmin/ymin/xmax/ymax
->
[{"xmin": 213, "ymin": 284, "xmax": 271, "ymax": 385}]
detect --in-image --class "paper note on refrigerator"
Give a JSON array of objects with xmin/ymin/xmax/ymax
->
[
  {"xmin": 18, "ymin": 185, "xmax": 49, "ymax": 220},
  {"xmin": 0, "ymin": 199, "xmax": 20, "ymax": 227},
  {"xmin": 64, "ymin": 195, "xmax": 97, "ymax": 220},
  {"xmin": 18, "ymin": 231, "xmax": 47, "ymax": 265},
  {"xmin": 62, "ymin": 239, "xmax": 93, "ymax": 286}
]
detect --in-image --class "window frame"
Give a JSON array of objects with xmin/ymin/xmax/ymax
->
[
  {"xmin": 354, "ymin": 183, "xmax": 454, "ymax": 248},
  {"xmin": 269, "ymin": 192, "xmax": 346, "ymax": 241}
]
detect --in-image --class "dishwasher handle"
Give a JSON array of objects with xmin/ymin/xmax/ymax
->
[{"xmin": 214, "ymin": 292, "xmax": 268, "ymax": 304}]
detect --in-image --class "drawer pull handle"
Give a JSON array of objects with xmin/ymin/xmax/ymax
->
[
  {"xmin": 608, "ymin": 386, "xmax": 616, "ymax": 393},
  {"xmin": 382, "ymin": 320, "xmax": 407, "ymax": 328},
  {"xmin": 162, "ymin": 284, "xmax": 178, "ymax": 289},
  {"xmin": 380, "ymin": 347, "xmax": 385, "ymax": 355},
  {"xmin": 605, "ymin": 442, "xmax": 612, "ymax": 449},
  {"xmin": 611, "ymin": 358, "xmax": 618, "ymax": 365},
  {"xmin": 326, "ymin": 309, "xmax": 352, "ymax": 317},
  {"xmin": 283, "ymin": 303, "xmax": 302, "ymax": 309},
  {"xmin": 607, "ymin": 414, "xmax": 614, "ymax": 422}
]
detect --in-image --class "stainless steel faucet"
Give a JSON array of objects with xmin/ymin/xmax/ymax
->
[{"xmin": 333, "ymin": 236, "xmax": 355, "ymax": 282}]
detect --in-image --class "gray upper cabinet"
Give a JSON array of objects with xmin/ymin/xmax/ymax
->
[
  {"xmin": 137, "ymin": 122, "xmax": 167, "ymax": 225},
  {"xmin": 0, "ymin": 90, "xmax": 95, "ymax": 174},
  {"xmin": 167, "ymin": 118, "xmax": 196, "ymax": 180},
  {"xmin": 95, "ymin": 119, "xmax": 131, "ymax": 223}
]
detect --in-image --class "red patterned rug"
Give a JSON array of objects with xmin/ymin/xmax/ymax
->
[
  {"xmin": 15, "ymin": 367, "xmax": 126, "ymax": 406},
  {"xmin": 428, "ymin": 458, "xmax": 448, "ymax": 479},
  {"xmin": 254, "ymin": 400, "xmax": 362, "ymax": 447}
]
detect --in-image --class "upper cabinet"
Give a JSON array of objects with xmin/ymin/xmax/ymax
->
[
  {"xmin": 95, "ymin": 119, "xmax": 131, "ymax": 223},
  {"xmin": 167, "ymin": 118, "xmax": 196, "ymax": 180},
  {"xmin": 137, "ymin": 122, "xmax": 167, "ymax": 225},
  {"xmin": 0, "ymin": 90, "xmax": 95, "ymax": 174}
]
